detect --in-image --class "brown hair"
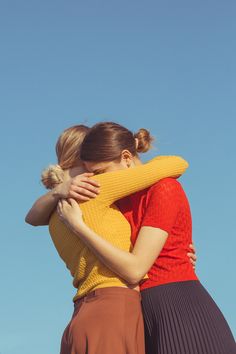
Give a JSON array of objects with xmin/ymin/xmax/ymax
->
[
  {"xmin": 80, "ymin": 122, "xmax": 154, "ymax": 162},
  {"xmin": 41, "ymin": 125, "xmax": 90, "ymax": 189}
]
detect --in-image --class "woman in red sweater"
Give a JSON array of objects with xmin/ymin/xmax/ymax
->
[{"xmin": 58, "ymin": 122, "xmax": 236, "ymax": 354}]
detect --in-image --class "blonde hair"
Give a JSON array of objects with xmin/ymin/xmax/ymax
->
[{"xmin": 41, "ymin": 125, "xmax": 90, "ymax": 189}]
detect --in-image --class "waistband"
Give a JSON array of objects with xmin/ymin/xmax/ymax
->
[{"xmin": 74, "ymin": 286, "xmax": 141, "ymax": 307}]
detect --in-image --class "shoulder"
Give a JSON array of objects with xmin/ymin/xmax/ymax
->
[
  {"xmin": 145, "ymin": 178, "xmax": 185, "ymax": 205},
  {"xmin": 143, "ymin": 178, "xmax": 187, "ymax": 216},
  {"xmin": 149, "ymin": 177, "xmax": 182, "ymax": 193}
]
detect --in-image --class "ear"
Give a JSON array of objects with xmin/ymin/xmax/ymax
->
[{"xmin": 120, "ymin": 149, "xmax": 133, "ymax": 167}]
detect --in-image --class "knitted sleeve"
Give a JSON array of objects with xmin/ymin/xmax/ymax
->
[{"xmin": 91, "ymin": 156, "xmax": 189, "ymax": 205}]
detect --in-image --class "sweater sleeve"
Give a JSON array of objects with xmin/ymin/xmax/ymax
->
[{"xmin": 91, "ymin": 155, "xmax": 189, "ymax": 206}]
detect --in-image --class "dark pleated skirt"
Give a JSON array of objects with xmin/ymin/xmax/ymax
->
[{"xmin": 141, "ymin": 280, "xmax": 236, "ymax": 354}]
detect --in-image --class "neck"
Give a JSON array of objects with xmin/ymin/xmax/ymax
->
[
  {"xmin": 64, "ymin": 165, "xmax": 86, "ymax": 179},
  {"xmin": 134, "ymin": 156, "xmax": 143, "ymax": 166}
]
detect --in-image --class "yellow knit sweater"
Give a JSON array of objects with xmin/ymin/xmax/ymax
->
[{"xmin": 49, "ymin": 156, "xmax": 188, "ymax": 302}]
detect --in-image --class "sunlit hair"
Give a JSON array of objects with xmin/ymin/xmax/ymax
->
[
  {"xmin": 80, "ymin": 122, "xmax": 154, "ymax": 162},
  {"xmin": 41, "ymin": 125, "xmax": 90, "ymax": 189}
]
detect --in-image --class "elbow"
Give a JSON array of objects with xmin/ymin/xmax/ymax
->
[
  {"xmin": 182, "ymin": 157, "xmax": 189, "ymax": 171},
  {"xmin": 127, "ymin": 278, "xmax": 140, "ymax": 285},
  {"xmin": 125, "ymin": 270, "xmax": 145, "ymax": 285},
  {"xmin": 25, "ymin": 213, "xmax": 42, "ymax": 226},
  {"xmin": 184, "ymin": 161, "xmax": 189, "ymax": 172},
  {"xmin": 176, "ymin": 156, "xmax": 189, "ymax": 172},
  {"xmin": 25, "ymin": 214, "xmax": 37, "ymax": 226}
]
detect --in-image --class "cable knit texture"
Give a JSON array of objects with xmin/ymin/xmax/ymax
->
[{"xmin": 49, "ymin": 156, "xmax": 188, "ymax": 302}]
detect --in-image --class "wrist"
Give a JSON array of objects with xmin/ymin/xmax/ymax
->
[
  {"xmin": 52, "ymin": 184, "xmax": 63, "ymax": 200},
  {"xmin": 71, "ymin": 219, "xmax": 87, "ymax": 236}
]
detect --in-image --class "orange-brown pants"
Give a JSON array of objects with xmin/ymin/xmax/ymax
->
[{"xmin": 60, "ymin": 287, "xmax": 145, "ymax": 354}]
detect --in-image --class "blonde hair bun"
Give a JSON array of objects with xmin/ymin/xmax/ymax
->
[
  {"xmin": 41, "ymin": 164, "xmax": 64, "ymax": 190},
  {"xmin": 134, "ymin": 128, "xmax": 154, "ymax": 153}
]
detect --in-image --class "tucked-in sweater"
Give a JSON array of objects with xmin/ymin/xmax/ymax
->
[{"xmin": 49, "ymin": 156, "xmax": 188, "ymax": 302}]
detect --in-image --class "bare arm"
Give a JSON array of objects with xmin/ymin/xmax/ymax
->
[
  {"xmin": 56, "ymin": 178, "xmax": 197, "ymax": 282},
  {"xmin": 25, "ymin": 186, "xmax": 62, "ymax": 226},
  {"xmin": 25, "ymin": 174, "xmax": 100, "ymax": 226},
  {"xmin": 57, "ymin": 199, "xmax": 167, "ymax": 284}
]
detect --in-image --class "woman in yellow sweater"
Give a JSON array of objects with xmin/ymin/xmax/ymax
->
[
  {"xmin": 57, "ymin": 122, "xmax": 236, "ymax": 354},
  {"xmin": 26, "ymin": 123, "xmax": 196, "ymax": 354}
]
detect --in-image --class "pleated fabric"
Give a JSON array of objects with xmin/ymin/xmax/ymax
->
[{"xmin": 141, "ymin": 280, "xmax": 236, "ymax": 354}]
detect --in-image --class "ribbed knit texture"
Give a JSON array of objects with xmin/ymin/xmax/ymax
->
[{"xmin": 49, "ymin": 156, "xmax": 188, "ymax": 301}]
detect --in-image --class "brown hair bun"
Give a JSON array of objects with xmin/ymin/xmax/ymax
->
[
  {"xmin": 80, "ymin": 122, "xmax": 154, "ymax": 162},
  {"xmin": 134, "ymin": 128, "xmax": 154, "ymax": 153},
  {"xmin": 41, "ymin": 164, "xmax": 64, "ymax": 190}
]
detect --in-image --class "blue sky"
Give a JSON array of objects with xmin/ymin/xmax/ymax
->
[{"xmin": 0, "ymin": 0, "xmax": 235, "ymax": 353}]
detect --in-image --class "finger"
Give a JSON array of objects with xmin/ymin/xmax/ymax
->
[
  {"xmin": 70, "ymin": 190, "xmax": 97, "ymax": 200},
  {"xmin": 71, "ymin": 186, "xmax": 99, "ymax": 199},
  {"xmin": 76, "ymin": 181, "xmax": 100, "ymax": 193},
  {"xmin": 82, "ymin": 173, "xmax": 94, "ymax": 177},
  {"xmin": 63, "ymin": 198, "xmax": 71, "ymax": 205},
  {"xmin": 82, "ymin": 178, "xmax": 100, "ymax": 188},
  {"xmin": 58, "ymin": 200, "xmax": 65, "ymax": 211},
  {"xmin": 189, "ymin": 243, "xmax": 196, "ymax": 253},
  {"xmin": 61, "ymin": 199, "xmax": 67, "ymax": 207},
  {"xmin": 187, "ymin": 254, "xmax": 196, "ymax": 264},
  {"xmin": 74, "ymin": 175, "xmax": 100, "ymax": 188},
  {"xmin": 187, "ymin": 253, "xmax": 197, "ymax": 261},
  {"xmin": 66, "ymin": 198, "xmax": 72, "ymax": 205},
  {"xmin": 57, "ymin": 200, "xmax": 62, "ymax": 210},
  {"xmin": 57, "ymin": 203, "xmax": 62, "ymax": 215},
  {"xmin": 190, "ymin": 258, "xmax": 196, "ymax": 265},
  {"xmin": 69, "ymin": 198, "xmax": 78, "ymax": 206},
  {"xmin": 69, "ymin": 193, "xmax": 90, "ymax": 202},
  {"xmin": 60, "ymin": 199, "xmax": 71, "ymax": 212},
  {"xmin": 75, "ymin": 178, "xmax": 100, "ymax": 189}
]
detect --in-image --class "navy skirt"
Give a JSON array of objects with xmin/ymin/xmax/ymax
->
[{"xmin": 141, "ymin": 280, "xmax": 236, "ymax": 354}]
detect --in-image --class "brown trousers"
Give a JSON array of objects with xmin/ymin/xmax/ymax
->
[{"xmin": 60, "ymin": 287, "xmax": 145, "ymax": 354}]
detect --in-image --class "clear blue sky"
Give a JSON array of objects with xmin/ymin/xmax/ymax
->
[{"xmin": 0, "ymin": 1, "xmax": 235, "ymax": 353}]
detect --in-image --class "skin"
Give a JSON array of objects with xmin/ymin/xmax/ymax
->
[
  {"xmin": 25, "ymin": 168, "xmax": 100, "ymax": 226},
  {"xmin": 57, "ymin": 150, "xmax": 197, "ymax": 285},
  {"xmin": 25, "ymin": 150, "xmax": 196, "ymax": 271}
]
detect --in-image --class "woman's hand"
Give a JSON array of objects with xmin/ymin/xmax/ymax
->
[
  {"xmin": 55, "ymin": 173, "xmax": 100, "ymax": 202},
  {"xmin": 187, "ymin": 243, "xmax": 197, "ymax": 269},
  {"xmin": 57, "ymin": 199, "xmax": 85, "ymax": 231}
]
